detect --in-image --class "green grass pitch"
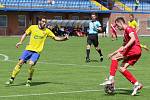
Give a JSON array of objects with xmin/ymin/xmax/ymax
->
[{"xmin": 0, "ymin": 36, "xmax": 149, "ymax": 100}]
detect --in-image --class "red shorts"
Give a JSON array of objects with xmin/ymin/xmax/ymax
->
[{"xmin": 120, "ymin": 46, "xmax": 142, "ymax": 66}]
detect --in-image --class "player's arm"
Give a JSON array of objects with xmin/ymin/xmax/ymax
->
[
  {"xmin": 96, "ymin": 21, "xmax": 102, "ymax": 32},
  {"xmin": 47, "ymin": 29, "xmax": 69, "ymax": 41},
  {"xmin": 53, "ymin": 34, "xmax": 69, "ymax": 41},
  {"xmin": 123, "ymin": 32, "xmax": 135, "ymax": 50},
  {"xmin": 110, "ymin": 32, "xmax": 135, "ymax": 54},
  {"xmin": 16, "ymin": 25, "xmax": 32, "ymax": 48},
  {"xmin": 97, "ymin": 26, "xmax": 102, "ymax": 32},
  {"xmin": 108, "ymin": 32, "xmax": 135, "ymax": 58},
  {"xmin": 16, "ymin": 33, "xmax": 28, "ymax": 48},
  {"xmin": 108, "ymin": 46, "xmax": 124, "ymax": 59}
]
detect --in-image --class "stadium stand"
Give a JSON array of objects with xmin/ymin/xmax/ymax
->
[
  {"xmin": 120, "ymin": 0, "xmax": 150, "ymax": 11},
  {"xmin": 1, "ymin": 0, "xmax": 150, "ymax": 12},
  {"xmin": 96, "ymin": 0, "xmax": 150, "ymax": 11},
  {"xmin": 0, "ymin": 0, "xmax": 100, "ymax": 10}
]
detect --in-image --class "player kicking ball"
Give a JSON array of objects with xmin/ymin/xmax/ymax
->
[
  {"xmin": 5, "ymin": 17, "xmax": 69, "ymax": 86},
  {"xmin": 100, "ymin": 17, "xmax": 143, "ymax": 96}
]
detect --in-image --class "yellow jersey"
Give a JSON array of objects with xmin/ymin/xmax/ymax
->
[
  {"xmin": 25, "ymin": 25, "xmax": 56, "ymax": 53},
  {"xmin": 128, "ymin": 20, "xmax": 138, "ymax": 29}
]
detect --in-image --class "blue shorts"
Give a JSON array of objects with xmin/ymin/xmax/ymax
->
[{"xmin": 19, "ymin": 50, "xmax": 40, "ymax": 64}]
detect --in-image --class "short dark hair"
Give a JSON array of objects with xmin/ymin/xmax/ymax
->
[
  {"xmin": 115, "ymin": 17, "xmax": 125, "ymax": 23},
  {"xmin": 91, "ymin": 12, "xmax": 96, "ymax": 16},
  {"xmin": 129, "ymin": 14, "xmax": 134, "ymax": 18},
  {"xmin": 38, "ymin": 16, "xmax": 47, "ymax": 21}
]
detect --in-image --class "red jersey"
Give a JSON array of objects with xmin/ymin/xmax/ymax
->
[
  {"xmin": 121, "ymin": 26, "xmax": 141, "ymax": 65},
  {"xmin": 123, "ymin": 26, "xmax": 141, "ymax": 48}
]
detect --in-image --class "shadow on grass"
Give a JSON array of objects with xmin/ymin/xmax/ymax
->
[
  {"xmin": 11, "ymin": 81, "xmax": 64, "ymax": 87},
  {"xmin": 115, "ymin": 88, "xmax": 133, "ymax": 95},
  {"xmin": 103, "ymin": 88, "xmax": 140, "ymax": 96},
  {"xmin": 85, "ymin": 59, "xmax": 99, "ymax": 63},
  {"xmin": 90, "ymin": 60, "xmax": 99, "ymax": 62}
]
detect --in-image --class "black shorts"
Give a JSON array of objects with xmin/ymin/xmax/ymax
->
[{"xmin": 87, "ymin": 34, "xmax": 99, "ymax": 47}]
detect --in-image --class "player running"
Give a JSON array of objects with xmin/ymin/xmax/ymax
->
[
  {"xmin": 5, "ymin": 17, "xmax": 69, "ymax": 86},
  {"xmin": 85, "ymin": 13, "xmax": 103, "ymax": 63},
  {"xmin": 110, "ymin": 23, "xmax": 118, "ymax": 41},
  {"xmin": 100, "ymin": 17, "xmax": 143, "ymax": 96}
]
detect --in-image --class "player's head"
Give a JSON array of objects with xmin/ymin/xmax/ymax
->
[
  {"xmin": 38, "ymin": 17, "xmax": 47, "ymax": 29},
  {"xmin": 115, "ymin": 17, "xmax": 126, "ymax": 30},
  {"xmin": 91, "ymin": 13, "xmax": 97, "ymax": 21},
  {"xmin": 129, "ymin": 14, "xmax": 134, "ymax": 21}
]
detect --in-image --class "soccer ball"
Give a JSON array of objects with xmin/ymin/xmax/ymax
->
[{"xmin": 104, "ymin": 84, "xmax": 115, "ymax": 95}]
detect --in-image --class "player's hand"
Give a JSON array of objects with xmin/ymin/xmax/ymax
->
[
  {"xmin": 119, "ymin": 46, "xmax": 125, "ymax": 51},
  {"xmin": 118, "ymin": 46, "xmax": 125, "ymax": 52},
  {"xmin": 16, "ymin": 42, "xmax": 22, "ymax": 48},
  {"xmin": 108, "ymin": 53, "xmax": 114, "ymax": 59}
]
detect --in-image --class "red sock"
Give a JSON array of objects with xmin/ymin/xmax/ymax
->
[
  {"xmin": 110, "ymin": 60, "xmax": 118, "ymax": 76},
  {"xmin": 121, "ymin": 70, "xmax": 137, "ymax": 84}
]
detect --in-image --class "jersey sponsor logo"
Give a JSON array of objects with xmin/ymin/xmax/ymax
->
[{"xmin": 34, "ymin": 35, "xmax": 44, "ymax": 39}]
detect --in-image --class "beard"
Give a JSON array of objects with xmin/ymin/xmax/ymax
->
[{"xmin": 39, "ymin": 24, "xmax": 46, "ymax": 29}]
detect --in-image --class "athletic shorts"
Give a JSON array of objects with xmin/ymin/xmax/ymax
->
[
  {"xmin": 19, "ymin": 50, "xmax": 40, "ymax": 64},
  {"xmin": 120, "ymin": 46, "xmax": 141, "ymax": 66},
  {"xmin": 87, "ymin": 34, "xmax": 99, "ymax": 47}
]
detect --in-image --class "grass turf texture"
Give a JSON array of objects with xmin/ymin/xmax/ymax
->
[{"xmin": 0, "ymin": 36, "xmax": 149, "ymax": 100}]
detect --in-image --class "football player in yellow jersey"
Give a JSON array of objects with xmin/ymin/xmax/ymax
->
[
  {"xmin": 128, "ymin": 14, "xmax": 149, "ymax": 51},
  {"xmin": 5, "ymin": 17, "xmax": 69, "ymax": 86}
]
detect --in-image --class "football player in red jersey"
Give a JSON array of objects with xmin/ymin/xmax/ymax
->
[{"xmin": 100, "ymin": 17, "xmax": 143, "ymax": 96}]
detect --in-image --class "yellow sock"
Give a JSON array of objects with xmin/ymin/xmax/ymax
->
[
  {"xmin": 140, "ymin": 44, "xmax": 145, "ymax": 48},
  {"xmin": 140, "ymin": 44, "xmax": 149, "ymax": 51},
  {"xmin": 11, "ymin": 64, "xmax": 21, "ymax": 78},
  {"xmin": 28, "ymin": 67, "xmax": 35, "ymax": 79}
]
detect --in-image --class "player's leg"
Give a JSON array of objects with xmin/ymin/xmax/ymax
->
[
  {"xmin": 86, "ymin": 36, "xmax": 92, "ymax": 62},
  {"xmin": 94, "ymin": 35, "xmax": 103, "ymax": 62},
  {"xmin": 5, "ymin": 60, "xmax": 24, "ymax": 85},
  {"xmin": 26, "ymin": 60, "xmax": 35, "ymax": 87},
  {"xmin": 119, "ymin": 59, "xmax": 143, "ymax": 95},
  {"xmin": 119, "ymin": 63, "xmax": 138, "ymax": 85},
  {"xmin": 100, "ymin": 52, "xmax": 123, "ymax": 85},
  {"xmin": 5, "ymin": 50, "xmax": 32, "ymax": 85},
  {"xmin": 95, "ymin": 46, "xmax": 103, "ymax": 62},
  {"xmin": 140, "ymin": 44, "xmax": 149, "ymax": 51},
  {"xmin": 26, "ymin": 52, "xmax": 40, "ymax": 86}
]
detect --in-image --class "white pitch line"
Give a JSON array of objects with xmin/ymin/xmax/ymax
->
[
  {"xmin": 7, "ymin": 59, "xmax": 106, "ymax": 68},
  {"xmin": 0, "ymin": 86, "xmax": 150, "ymax": 98},
  {"xmin": 0, "ymin": 89, "xmax": 102, "ymax": 98},
  {"xmin": 0, "ymin": 59, "xmax": 137, "ymax": 70},
  {"xmin": 6, "ymin": 59, "xmax": 138, "ymax": 70},
  {"xmin": 0, "ymin": 54, "xmax": 9, "ymax": 61}
]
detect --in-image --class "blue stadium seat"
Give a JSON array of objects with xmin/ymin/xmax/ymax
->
[
  {"xmin": 1, "ymin": 0, "xmax": 149, "ymax": 11},
  {"xmin": 0, "ymin": 0, "xmax": 99, "ymax": 10},
  {"xmin": 120, "ymin": 0, "xmax": 150, "ymax": 11}
]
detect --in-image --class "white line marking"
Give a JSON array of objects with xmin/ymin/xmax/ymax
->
[
  {"xmin": 0, "ymin": 59, "xmax": 137, "ymax": 70},
  {"xmin": 0, "ymin": 86, "xmax": 149, "ymax": 98},
  {"xmin": 7, "ymin": 59, "xmax": 106, "ymax": 68},
  {"xmin": 0, "ymin": 54, "xmax": 9, "ymax": 61},
  {"xmin": 6, "ymin": 59, "xmax": 137, "ymax": 70},
  {"xmin": 0, "ymin": 89, "xmax": 102, "ymax": 98}
]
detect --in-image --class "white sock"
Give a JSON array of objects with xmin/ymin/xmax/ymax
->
[
  {"xmin": 134, "ymin": 82, "xmax": 139, "ymax": 85},
  {"xmin": 109, "ymin": 75, "xmax": 114, "ymax": 81}
]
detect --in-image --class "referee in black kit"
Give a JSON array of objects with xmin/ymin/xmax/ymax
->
[{"xmin": 86, "ymin": 13, "xmax": 103, "ymax": 63}]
